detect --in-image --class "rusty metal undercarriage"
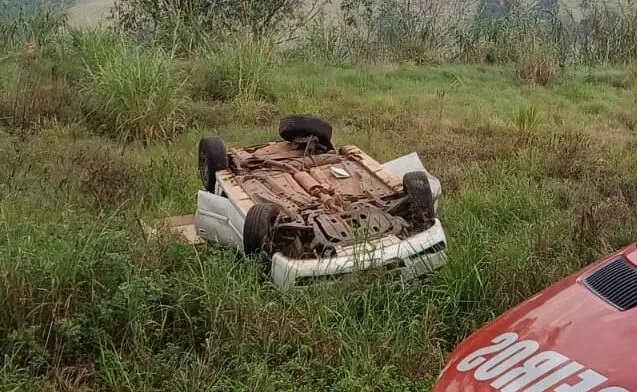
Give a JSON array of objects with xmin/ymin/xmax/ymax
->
[{"xmin": 227, "ymin": 138, "xmax": 418, "ymax": 259}]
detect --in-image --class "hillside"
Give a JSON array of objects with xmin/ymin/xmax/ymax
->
[{"xmin": 66, "ymin": 0, "xmax": 618, "ymax": 27}]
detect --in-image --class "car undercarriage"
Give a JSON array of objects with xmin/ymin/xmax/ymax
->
[{"xmin": 198, "ymin": 115, "xmax": 437, "ymax": 261}]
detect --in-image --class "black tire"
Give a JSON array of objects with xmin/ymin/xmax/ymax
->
[
  {"xmin": 243, "ymin": 203, "xmax": 280, "ymax": 259},
  {"xmin": 279, "ymin": 115, "xmax": 333, "ymax": 149},
  {"xmin": 403, "ymin": 171, "xmax": 435, "ymax": 228},
  {"xmin": 198, "ymin": 137, "xmax": 228, "ymax": 192}
]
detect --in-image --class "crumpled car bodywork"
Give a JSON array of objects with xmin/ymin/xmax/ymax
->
[{"xmin": 195, "ymin": 140, "xmax": 447, "ymax": 290}]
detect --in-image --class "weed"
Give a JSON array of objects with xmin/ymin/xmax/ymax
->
[
  {"xmin": 185, "ymin": 100, "xmax": 235, "ymax": 128},
  {"xmin": 573, "ymin": 173, "xmax": 637, "ymax": 262},
  {"xmin": 583, "ymin": 67, "xmax": 636, "ymax": 89},
  {"xmin": 297, "ymin": 12, "xmax": 352, "ymax": 64},
  {"xmin": 580, "ymin": 2, "xmax": 637, "ymax": 65},
  {"xmin": 54, "ymin": 363, "xmax": 95, "ymax": 392},
  {"xmin": 198, "ymin": 32, "xmax": 275, "ymax": 103},
  {"xmin": 71, "ymin": 29, "xmax": 123, "ymax": 76},
  {"xmin": 517, "ymin": 130, "xmax": 593, "ymax": 180},
  {"xmin": 630, "ymin": 63, "xmax": 637, "ymax": 85},
  {"xmin": 512, "ymin": 105, "xmax": 543, "ymax": 132}
]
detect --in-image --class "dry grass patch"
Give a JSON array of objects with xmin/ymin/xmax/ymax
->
[
  {"xmin": 574, "ymin": 196, "xmax": 633, "ymax": 261},
  {"xmin": 75, "ymin": 153, "xmax": 139, "ymax": 207},
  {"xmin": 231, "ymin": 98, "xmax": 279, "ymax": 125},
  {"xmin": 0, "ymin": 128, "xmax": 141, "ymax": 208},
  {"xmin": 587, "ymin": 122, "xmax": 637, "ymax": 146},
  {"xmin": 400, "ymin": 350, "xmax": 445, "ymax": 380},
  {"xmin": 404, "ymin": 116, "xmax": 525, "ymax": 168},
  {"xmin": 239, "ymin": 302, "xmax": 310, "ymax": 346},
  {"xmin": 53, "ymin": 364, "xmax": 95, "ymax": 392},
  {"xmin": 0, "ymin": 72, "xmax": 75, "ymax": 132},
  {"xmin": 513, "ymin": 131, "xmax": 595, "ymax": 180},
  {"xmin": 185, "ymin": 100, "xmax": 234, "ymax": 128},
  {"xmin": 517, "ymin": 50, "xmax": 558, "ymax": 87},
  {"xmin": 54, "ymin": 144, "xmax": 142, "ymax": 207}
]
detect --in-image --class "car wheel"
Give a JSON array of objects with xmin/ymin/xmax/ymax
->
[
  {"xmin": 198, "ymin": 137, "xmax": 228, "ymax": 192},
  {"xmin": 243, "ymin": 203, "xmax": 280, "ymax": 262},
  {"xmin": 279, "ymin": 115, "xmax": 334, "ymax": 150},
  {"xmin": 403, "ymin": 171, "xmax": 435, "ymax": 228}
]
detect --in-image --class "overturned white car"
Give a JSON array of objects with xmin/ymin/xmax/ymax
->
[{"xmin": 194, "ymin": 115, "xmax": 447, "ymax": 290}]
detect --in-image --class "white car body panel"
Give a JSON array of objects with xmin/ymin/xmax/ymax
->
[
  {"xmin": 270, "ymin": 219, "xmax": 447, "ymax": 290},
  {"xmin": 194, "ymin": 152, "xmax": 447, "ymax": 290},
  {"xmin": 194, "ymin": 190, "xmax": 244, "ymax": 250}
]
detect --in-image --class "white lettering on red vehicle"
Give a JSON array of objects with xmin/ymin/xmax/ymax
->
[{"xmin": 455, "ymin": 332, "xmax": 630, "ymax": 392}]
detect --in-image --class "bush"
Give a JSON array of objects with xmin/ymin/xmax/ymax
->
[
  {"xmin": 196, "ymin": 33, "xmax": 275, "ymax": 103},
  {"xmin": 112, "ymin": 0, "xmax": 311, "ymax": 53},
  {"xmin": 73, "ymin": 31, "xmax": 187, "ymax": 144}
]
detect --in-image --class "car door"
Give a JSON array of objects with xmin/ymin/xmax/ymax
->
[{"xmin": 194, "ymin": 189, "xmax": 245, "ymax": 251}]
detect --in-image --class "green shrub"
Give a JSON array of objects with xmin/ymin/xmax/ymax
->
[
  {"xmin": 71, "ymin": 30, "xmax": 123, "ymax": 77},
  {"xmin": 74, "ymin": 31, "xmax": 187, "ymax": 144},
  {"xmin": 197, "ymin": 32, "xmax": 275, "ymax": 103}
]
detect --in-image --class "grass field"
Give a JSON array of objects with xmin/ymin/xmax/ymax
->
[{"xmin": 1, "ymin": 4, "xmax": 637, "ymax": 390}]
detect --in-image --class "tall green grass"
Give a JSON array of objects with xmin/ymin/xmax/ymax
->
[
  {"xmin": 190, "ymin": 32, "xmax": 278, "ymax": 124},
  {"xmin": 580, "ymin": 2, "xmax": 637, "ymax": 64},
  {"xmin": 0, "ymin": 9, "xmax": 75, "ymax": 131},
  {"xmin": 0, "ymin": 56, "xmax": 75, "ymax": 131},
  {"xmin": 196, "ymin": 33, "xmax": 275, "ymax": 102},
  {"xmin": 0, "ymin": 3, "xmax": 68, "ymax": 51},
  {"xmin": 73, "ymin": 30, "xmax": 187, "ymax": 144}
]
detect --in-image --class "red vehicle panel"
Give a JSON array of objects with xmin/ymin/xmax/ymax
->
[{"xmin": 433, "ymin": 243, "xmax": 637, "ymax": 392}]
